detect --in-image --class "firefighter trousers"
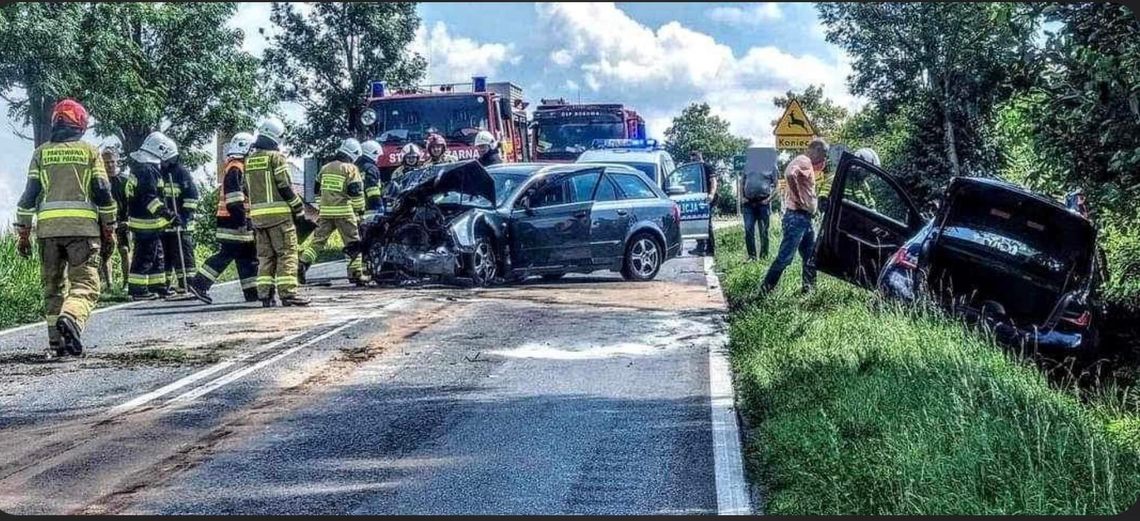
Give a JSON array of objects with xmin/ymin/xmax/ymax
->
[
  {"xmin": 255, "ymin": 222, "xmax": 299, "ymax": 300},
  {"xmin": 161, "ymin": 230, "xmax": 196, "ymax": 292},
  {"xmin": 191, "ymin": 240, "xmax": 259, "ymax": 301},
  {"xmin": 300, "ymin": 217, "xmax": 362, "ymax": 279},
  {"xmin": 128, "ymin": 233, "xmax": 166, "ymax": 296},
  {"xmin": 39, "ymin": 237, "xmax": 101, "ymax": 348},
  {"xmin": 99, "ymin": 225, "xmax": 130, "ymax": 291}
]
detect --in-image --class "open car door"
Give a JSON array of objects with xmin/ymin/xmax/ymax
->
[{"xmin": 815, "ymin": 152, "xmax": 925, "ymax": 287}]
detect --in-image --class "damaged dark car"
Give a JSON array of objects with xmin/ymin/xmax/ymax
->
[
  {"xmin": 815, "ymin": 152, "xmax": 1105, "ymax": 355},
  {"xmin": 361, "ymin": 161, "xmax": 683, "ymax": 286}
]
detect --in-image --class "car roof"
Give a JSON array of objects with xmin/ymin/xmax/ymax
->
[
  {"xmin": 577, "ymin": 149, "xmax": 667, "ymax": 165},
  {"xmin": 949, "ymin": 176, "xmax": 1086, "ymax": 221},
  {"xmin": 486, "ymin": 162, "xmax": 628, "ymax": 178}
]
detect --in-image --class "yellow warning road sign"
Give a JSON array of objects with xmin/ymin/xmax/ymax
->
[{"xmin": 774, "ymin": 99, "xmax": 817, "ymax": 149}]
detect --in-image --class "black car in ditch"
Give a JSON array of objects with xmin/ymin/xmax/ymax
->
[
  {"xmin": 361, "ymin": 161, "xmax": 684, "ymax": 285},
  {"xmin": 815, "ymin": 152, "xmax": 1103, "ymax": 354}
]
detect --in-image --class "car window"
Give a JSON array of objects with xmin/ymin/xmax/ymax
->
[
  {"xmin": 843, "ymin": 164, "xmax": 909, "ymax": 225},
  {"xmin": 662, "ymin": 154, "xmax": 676, "ymax": 177},
  {"xmin": 568, "ymin": 172, "xmax": 601, "ymax": 203},
  {"xmin": 612, "ymin": 174, "xmax": 658, "ymax": 200},
  {"xmin": 595, "ymin": 175, "xmax": 619, "ymax": 202},
  {"xmin": 668, "ymin": 163, "xmax": 706, "ymax": 194}
]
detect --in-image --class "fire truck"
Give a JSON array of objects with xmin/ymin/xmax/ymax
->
[
  {"xmin": 530, "ymin": 99, "xmax": 647, "ymax": 162},
  {"xmin": 351, "ymin": 76, "xmax": 530, "ymax": 173}
]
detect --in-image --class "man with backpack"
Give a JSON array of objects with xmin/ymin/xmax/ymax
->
[{"xmin": 740, "ymin": 155, "xmax": 778, "ymax": 261}]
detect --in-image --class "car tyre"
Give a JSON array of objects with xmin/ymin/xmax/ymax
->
[
  {"xmin": 467, "ymin": 233, "xmax": 498, "ymax": 287},
  {"xmin": 621, "ymin": 232, "xmax": 662, "ymax": 282}
]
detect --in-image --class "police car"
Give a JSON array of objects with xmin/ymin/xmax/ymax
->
[{"xmin": 576, "ymin": 139, "xmax": 711, "ymax": 241}]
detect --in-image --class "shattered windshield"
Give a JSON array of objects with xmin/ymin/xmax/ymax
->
[
  {"xmin": 372, "ymin": 95, "xmax": 489, "ymax": 146},
  {"xmin": 433, "ymin": 170, "xmax": 536, "ymax": 209}
]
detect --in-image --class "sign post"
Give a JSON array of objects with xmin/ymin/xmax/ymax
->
[{"xmin": 773, "ymin": 99, "xmax": 818, "ymax": 150}]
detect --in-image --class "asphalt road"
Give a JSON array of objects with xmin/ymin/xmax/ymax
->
[{"xmin": 0, "ymin": 248, "xmax": 733, "ymax": 515}]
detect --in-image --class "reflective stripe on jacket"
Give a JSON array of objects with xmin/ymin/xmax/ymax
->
[{"xmin": 15, "ymin": 140, "xmax": 115, "ymax": 238}]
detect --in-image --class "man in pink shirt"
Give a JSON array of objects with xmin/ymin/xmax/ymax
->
[{"xmin": 761, "ymin": 138, "xmax": 829, "ymax": 294}]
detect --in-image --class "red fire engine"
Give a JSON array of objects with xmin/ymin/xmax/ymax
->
[
  {"xmin": 530, "ymin": 99, "xmax": 647, "ymax": 162},
  {"xmin": 353, "ymin": 76, "xmax": 530, "ymax": 171}
]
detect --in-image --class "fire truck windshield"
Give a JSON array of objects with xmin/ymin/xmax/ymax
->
[
  {"xmin": 371, "ymin": 95, "xmax": 489, "ymax": 146},
  {"xmin": 535, "ymin": 119, "xmax": 625, "ymax": 155}
]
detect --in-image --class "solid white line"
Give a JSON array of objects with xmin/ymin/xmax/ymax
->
[
  {"xmin": 165, "ymin": 318, "xmax": 362, "ymax": 405},
  {"xmin": 703, "ymin": 256, "xmax": 752, "ymax": 515},
  {"xmin": 106, "ymin": 326, "xmax": 320, "ymax": 417}
]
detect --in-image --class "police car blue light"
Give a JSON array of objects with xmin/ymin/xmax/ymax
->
[{"xmin": 590, "ymin": 138, "xmax": 658, "ymax": 150}]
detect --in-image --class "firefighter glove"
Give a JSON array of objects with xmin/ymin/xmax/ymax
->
[{"xmin": 15, "ymin": 226, "xmax": 32, "ymax": 258}]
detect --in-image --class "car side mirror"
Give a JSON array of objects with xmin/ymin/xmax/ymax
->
[{"xmin": 666, "ymin": 184, "xmax": 687, "ymax": 196}]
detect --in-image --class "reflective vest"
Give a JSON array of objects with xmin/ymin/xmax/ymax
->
[
  {"xmin": 16, "ymin": 141, "xmax": 115, "ymax": 238},
  {"xmin": 217, "ymin": 158, "xmax": 248, "ymax": 219},
  {"xmin": 215, "ymin": 158, "xmax": 254, "ymax": 243},
  {"xmin": 316, "ymin": 160, "xmax": 363, "ymax": 219},
  {"xmin": 244, "ymin": 149, "xmax": 301, "ymax": 228}
]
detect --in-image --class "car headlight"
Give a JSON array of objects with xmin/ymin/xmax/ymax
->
[{"xmin": 360, "ymin": 108, "xmax": 377, "ymax": 126}]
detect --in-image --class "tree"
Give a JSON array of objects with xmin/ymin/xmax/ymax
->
[
  {"xmin": 816, "ymin": 3, "xmax": 1040, "ymax": 178},
  {"xmin": 771, "ymin": 85, "xmax": 849, "ymax": 139},
  {"xmin": 663, "ymin": 103, "xmax": 751, "ymax": 171},
  {"xmin": 261, "ymin": 2, "xmax": 426, "ymax": 157},
  {"xmin": 0, "ymin": 3, "xmax": 89, "ymax": 146},
  {"xmin": 80, "ymin": 3, "xmax": 272, "ymax": 164}
]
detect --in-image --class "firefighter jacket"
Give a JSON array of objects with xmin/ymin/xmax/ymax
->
[
  {"xmin": 160, "ymin": 160, "xmax": 200, "ymax": 226},
  {"xmin": 216, "ymin": 158, "xmax": 253, "ymax": 244},
  {"xmin": 125, "ymin": 162, "xmax": 170, "ymax": 238},
  {"xmin": 355, "ymin": 156, "xmax": 384, "ymax": 216},
  {"xmin": 243, "ymin": 146, "xmax": 303, "ymax": 229},
  {"xmin": 315, "ymin": 158, "xmax": 364, "ymax": 219},
  {"xmin": 15, "ymin": 134, "xmax": 116, "ymax": 238}
]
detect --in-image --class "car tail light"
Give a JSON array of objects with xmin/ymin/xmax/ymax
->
[
  {"xmin": 671, "ymin": 202, "xmax": 681, "ymax": 223},
  {"xmin": 892, "ymin": 247, "xmax": 918, "ymax": 270},
  {"xmin": 1061, "ymin": 309, "xmax": 1092, "ymax": 327}
]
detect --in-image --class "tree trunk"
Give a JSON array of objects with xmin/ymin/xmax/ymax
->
[
  {"xmin": 940, "ymin": 91, "xmax": 961, "ymax": 178},
  {"xmin": 28, "ymin": 85, "xmax": 54, "ymax": 147}
]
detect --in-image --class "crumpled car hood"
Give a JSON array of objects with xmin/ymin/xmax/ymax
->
[{"xmin": 395, "ymin": 160, "xmax": 496, "ymax": 204}]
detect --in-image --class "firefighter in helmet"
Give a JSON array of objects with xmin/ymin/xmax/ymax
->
[
  {"xmin": 299, "ymin": 138, "xmax": 366, "ymax": 285},
  {"xmin": 126, "ymin": 131, "xmax": 180, "ymax": 301},
  {"xmin": 245, "ymin": 117, "xmax": 309, "ymax": 307},
  {"xmin": 159, "ymin": 139, "xmax": 200, "ymax": 298},
  {"xmin": 14, "ymin": 99, "xmax": 118, "ymax": 357},
  {"xmin": 425, "ymin": 132, "xmax": 454, "ymax": 166},
  {"xmin": 358, "ymin": 139, "xmax": 385, "ymax": 220},
  {"xmin": 187, "ymin": 132, "xmax": 260, "ymax": 304},
  {"xmin": 474, "ymin": 130, "xmax": 502, "ymax": 167}
]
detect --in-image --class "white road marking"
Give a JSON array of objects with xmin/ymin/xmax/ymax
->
[
  {"xmin": 165, "ymin": 318, "xmax": 362, "ymax": 405},
  {"xmin": 703, "ymin": 256, "xmax": 752, "ymax": 515}
]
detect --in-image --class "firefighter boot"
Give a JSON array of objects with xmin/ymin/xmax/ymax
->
[
  {"xmin": 297, "ymin": 261, "xmax": 310, "ymax": 285},
  {"xmin": 57, "ymin": 315, "xmax": 84, "ymax": 357},
  {"xmin": 281, "ymin": 294, "xmax": 311, "ymax": 307},
  {"xmin": 186, "ymin": 279, "xmax": 213, "ymax": 305},
  {"xmin": 261, "ymin": 286, "xmax": 277, "ymax": 308}
]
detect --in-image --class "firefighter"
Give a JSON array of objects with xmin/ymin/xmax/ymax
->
[
  {"xmin": 186, "ymin": 132, "xmax": 259, "ymax": 304},
  {"xmin": 126, "ymin": 132, "xmax": 180, "ymax": 300},
  {"xmin": 425, "ymin": 132, "xmax": 454, "ymax": 166},
  {"xmin": 100, "ymin": 145, "xmax": 131, "ymax": 292},
  {"xmin": 358, "ymin": 139, "xmax": 384, "ymax": 220},
  {"xmin": 393, "ymin": 143, "xmax": 424, "ymax": 179},
  {"xmin": 159, "ymin": 146, "xmax": 200, "ymax": 298},
  {"xmin": 300, "ymin": 138, "xmax": 366, "ymax": 286},
  {"xmin": 474, "ymin": 130, "xmax": 502, "ymax": 167},
  {"xmin": 13, "ymin": 99, "xmax": 118, "ymax": 357},
  {"xmin": 245, "ymin": 117, "xmax": 309, "ymax": 307}
]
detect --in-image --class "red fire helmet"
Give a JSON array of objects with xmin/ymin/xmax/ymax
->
[{"xmin": 51, "ymin": 99, "xmax": 89, "ymax": 130}]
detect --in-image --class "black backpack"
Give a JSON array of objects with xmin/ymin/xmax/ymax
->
[{"xmin": 743, "ymin": 167, "xmax": 776, "ymax": 201}]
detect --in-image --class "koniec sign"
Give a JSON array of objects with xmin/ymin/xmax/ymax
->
[{"xmin": 773, "ymin": 99, "xmax": 818, "ymax": 150}]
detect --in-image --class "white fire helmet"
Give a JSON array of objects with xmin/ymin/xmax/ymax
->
[
  {"xmin": 361, "ymin": 140, "xmax": 382, "ymax": 162},
  {"xmin": 129, "ymin": 131, "xmax": 178, "ymax": 165},
  {"xmin": 256, "ymin": 117, "xmax": 286, "ymax": 145},
  {"xmin": 402, "ymin": 143, "xmax": 423, "ymax": 160},
  {"xmin": 473, "ymin": 130, "xmax": 495, "ymax": 149},
  {"xmin": 338, "ymin": 138, "xmax": 363, "ymax": 161},
  {"xmin": 853, "ymin": 147, "xmax": 881, "ymax": 167},
  {"xmin": 224, "ymin": 132, "xmax": 255, "ymax": 158}
]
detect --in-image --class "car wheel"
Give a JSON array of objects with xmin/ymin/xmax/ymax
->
[
  {"xmin": 622, "ymin": 232, "xmax": 662, "ymax": 281},
  {"xmin": 541, "ymin": 273, "xmax": 566, "ymax": 281},
  {"xmin": 367, "ymin": 240, "xmax": 387, "ymax": 282},
  {"xmin": 467, "ymin": 234, "xmax": 498, "ymax": 287}
]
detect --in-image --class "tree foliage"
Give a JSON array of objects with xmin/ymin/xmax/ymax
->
[
  {"xmin": 261, "ymin": 2, "xmax": 426, "ymax": 157},
  {"xmin": 771, "ymin": 84, "xmax": 849, "ymax": 140},
  {"xmin": 663, "ymin": 102, "xmax": 751, "ymax": 172}
]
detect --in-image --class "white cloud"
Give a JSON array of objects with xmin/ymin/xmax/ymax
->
[
  {"xmin": 707, "ymin": 3, "xmax": 783, "ymax": 26},
  {"xmin": 535, "ymin": 2, "xmax": 860, "ymax": 146},
  {"xmin": 410, "ymin": 21, "xmax": 519, "ymax": 85}
]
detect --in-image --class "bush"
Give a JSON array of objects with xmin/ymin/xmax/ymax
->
[
  {"xmin": 714, "ymin": 225, "xmax": 1140, "ymax": 515},
  {"xmin": 715, "ymin": 177, "xmax": 738, "ymax": 216},
  {"xmin": 0, "ymin": 233, "xmax": 45, "ymax": 329}
]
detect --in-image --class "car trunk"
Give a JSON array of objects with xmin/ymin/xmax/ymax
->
[{"xmin": 927, "ymin": 180, "xmax": 1095, "ymax": 328}]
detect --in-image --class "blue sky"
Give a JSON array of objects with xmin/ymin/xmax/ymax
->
[{"xmin": 0, "ymin": 2, "xmax": 857, "ymax": 220}]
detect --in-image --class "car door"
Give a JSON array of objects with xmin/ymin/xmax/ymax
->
[
  {"xmin": 666, "ymin": 162, "xmax": 710, "ymax": 240},
  {"xmin": 509, "ymin": 170, "xmax": 599, "ymax": 269},
  {"xmin": 815, "ymin": 152, "xmax": 925, "ymax": 287},
  {"xmin": 589, "ymin": 170, "xmax": 630, "ymax": 264}
]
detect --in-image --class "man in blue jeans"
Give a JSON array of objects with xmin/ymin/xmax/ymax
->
[
  {"xmin": 761, "ymin": 138, "xmax": 829, "ymax": 294},
  {"xmin": 741, "ymin": 200, "xmax": 771, "ymax": 261}
]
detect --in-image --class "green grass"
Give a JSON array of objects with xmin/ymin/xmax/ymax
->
[{"xmin": 714, "ymin": 223, "xmax": 1140, "ymax": 515}]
